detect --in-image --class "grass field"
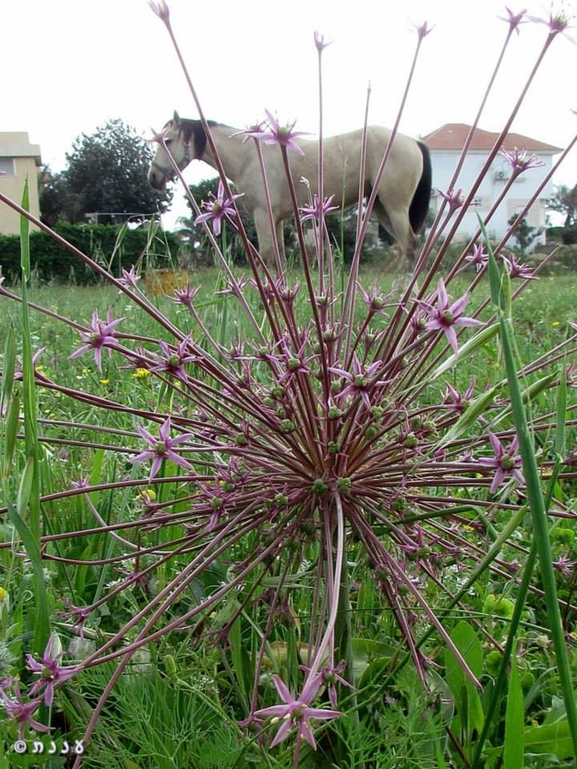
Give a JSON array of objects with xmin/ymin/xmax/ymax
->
[{"xmin": 0, "ymin": 259, "xmax": 576, "ymax": 768}]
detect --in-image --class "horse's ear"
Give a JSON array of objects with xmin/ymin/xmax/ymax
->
[{"xmin": 172, "ymin": 110, "xmax": 181, "ymax": 127}]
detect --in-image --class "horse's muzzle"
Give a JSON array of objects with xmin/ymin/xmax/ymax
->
[{"xmin": 148, "ymin": 168, "xmax": 167, "ymax": 190}]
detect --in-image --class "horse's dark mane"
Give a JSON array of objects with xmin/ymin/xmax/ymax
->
[{"xmin": 179, "ymin": 119, "xmax": 219, "ymax": 158}]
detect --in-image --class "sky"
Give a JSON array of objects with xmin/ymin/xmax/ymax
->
[{"xmin": 3, "ymin": 0, "xmax": 577, "ymax": 227}]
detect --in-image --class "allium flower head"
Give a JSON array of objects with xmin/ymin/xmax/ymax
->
[{"xmin": 4, "ymin": 6, "xmax": 577, "ymax": 761}]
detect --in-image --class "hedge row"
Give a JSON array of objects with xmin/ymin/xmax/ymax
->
[{"xmin": 0, "ymin": 222, "xmax": 181, "ymax": 285}]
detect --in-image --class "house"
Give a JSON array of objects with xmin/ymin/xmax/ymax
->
[
  {"xmin": 421, "ymin": 123, "xmax": 561, "ymax": 248},
  {"xmin": 0, "ymin": 132, "xmax": 42, "ymax": 235}
]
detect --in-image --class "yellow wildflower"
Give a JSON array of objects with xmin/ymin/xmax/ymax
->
[
  {"xmin": 139, "ymin": 488, "xmax": 156, "ymax": 503},
  {"xmin": 133, "ymin": 368, "xmax": 151, "ymax": 379}
]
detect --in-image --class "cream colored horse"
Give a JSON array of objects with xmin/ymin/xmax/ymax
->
[{"xmin": 149, "ymin": 114, "xmax": 431, "ymax": 268}]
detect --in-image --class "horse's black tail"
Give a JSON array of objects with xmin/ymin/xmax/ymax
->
[{"xmin": 409, "ymin": 141, "xmax": 432, "ymax": 235}]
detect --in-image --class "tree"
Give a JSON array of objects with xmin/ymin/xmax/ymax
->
[
  {"xmin": 508, "ymin": 213, "xmax": 538, "ymax": 255},
  {"xmin": 40, "ymin": 119, "xmax": 172, "ymax": 225},
  {"xmin": 180, "ymin": 178, "xmax": 259, "ymax": 266},
  {"xmin": 547, "ymin": 183, "xmax": 577, "ymax": 228}
]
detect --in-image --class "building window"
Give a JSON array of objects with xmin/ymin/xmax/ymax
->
[{"xmin": 0, "ymin": 158, "xmax": 15, "ymax": 176}]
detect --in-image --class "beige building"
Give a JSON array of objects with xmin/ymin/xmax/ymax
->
[{"xmin": 0, "ymin": 132, "xmax": 42, "ymax": 234}]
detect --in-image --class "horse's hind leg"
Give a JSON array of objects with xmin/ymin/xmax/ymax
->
[
  {"xmin": 373, "ymin": 199, "xmax": 417, "ymax": 270},
  {"xmin": 253, "ymin": 208, "xmax": 286, "ymax": 272}
]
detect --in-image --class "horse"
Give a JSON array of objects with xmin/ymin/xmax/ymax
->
[{"xmin": 148, "ymin": 113, "xmax": 432, "ymax": 269}]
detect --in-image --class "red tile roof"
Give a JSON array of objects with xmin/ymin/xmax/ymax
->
[{"xmin": 422, "ymin": 123, "xmax": 562, "ymax": 153}]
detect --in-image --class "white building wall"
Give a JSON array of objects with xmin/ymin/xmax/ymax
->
[{"xmin": 429, "ymin": 150, "xmax": 555, "ymax": 248}]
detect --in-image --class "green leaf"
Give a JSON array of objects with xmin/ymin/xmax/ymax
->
[
  {"xmin": 16, "ymin": 455, "xmax": 36, "ymax": 519},
  {"xmin": 503, "ymin": 649, "xmax": 524, "ymax": 769},
  {"xmin": 524, "ymin": 718, "xmax": 575, "ymax": 758},
  {"xmin": 228, "ymin": 612, "xmax": 249, "ymax": 703},
  {"xmin": 431, "ymin": 323, "xmax": 499, "ymax": 380},
  {"xmin": 445, "ymin": 622, "xmax": 485, "ymax": 740},
  {"xmin": 7, "ymin": 465, "xmax": 50, "ymax": 652},
  {"xmin": 436, "ymin": 385, "xmax": 499, "ymax": 449},
  {"xmin": 486, "ymin": 372, "xmax": 557, "ymax": 431}
]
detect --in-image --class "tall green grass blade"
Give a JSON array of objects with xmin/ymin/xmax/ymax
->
[
  {"xmin": 487, "ymin": 246, "xmax": 577, "ymax": 758},
  {"xmin": 20, "ymin": 179, "xmax": 31, "ymax": 280},
  {"xmin": 2, "ymin": 389, "xmax": 19, "ymax": 481},
  {"xmin": 554, "ymin": 361, "xmax": 567, "ymax": 456},
  {"xmin": 471, "ymin": 540, "xmax": 537, "ymax": 769},
  {"xmin": 1, "ymin": 328, "xmax": 16, "ymax": 411},
  {"xmin": 17, "ymin": 180, "xmax": 50, "ymax": 653}
]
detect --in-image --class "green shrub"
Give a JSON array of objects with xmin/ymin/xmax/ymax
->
[
  {"xmin": 561, "ymin": 226, "xmax": 577, "ymax": 245},
  {"xmin": 0, "ymin": 222, "xmax": 181, "ymax": 284}
]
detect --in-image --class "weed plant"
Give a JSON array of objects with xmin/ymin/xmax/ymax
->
[{"xmin": 0, "ymin": 4, "xmax": 576, "ymax": 768}]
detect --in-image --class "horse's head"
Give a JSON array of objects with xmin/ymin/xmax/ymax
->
[{"xmin": 148, "ymin": 112, "xmax": 200, "ymax": 190}]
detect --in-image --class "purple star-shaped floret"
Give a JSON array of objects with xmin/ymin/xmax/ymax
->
[
  {"xmin": 26, "ymin": 634, "xmax": 78, "ymax": 707},
  {"xmin": 130, "ymin": 417, "xmax": 193, "ymax": 480},
  {"xmin": 478, "ymin": 432, "xmax": 525, "ymax": 493},
  {"xmin": 417, "ymin": 278, "xmax": 484, "ymax": 353},
  {"xmin": 254, "ymin": 673, "xmax": 340, "ymax": 749},
  {"xmin": 69, "ymin": 309, "xmax": 124, "ymax": 372},
  {"xmin": 195, "ymin": 181, "xmax": 244, "ymax": 236}
]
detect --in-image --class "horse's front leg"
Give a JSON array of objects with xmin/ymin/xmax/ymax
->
[{"xmin": 253, "ymin": 208, "xmax": 285, "ymax": 273}]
